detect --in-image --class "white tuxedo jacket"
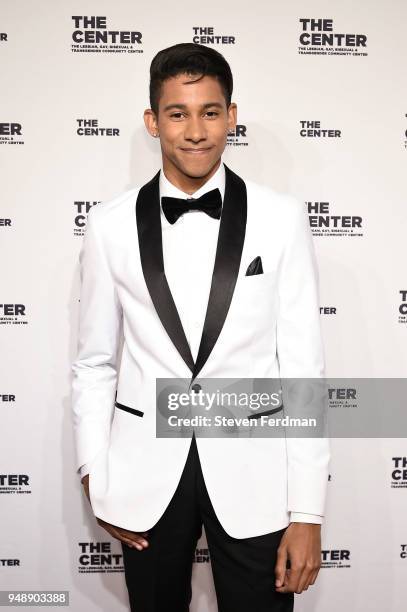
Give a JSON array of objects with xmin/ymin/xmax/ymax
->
[{"xmin": 71, "ymin": 163, "xmax": 330, "ymax": 538}]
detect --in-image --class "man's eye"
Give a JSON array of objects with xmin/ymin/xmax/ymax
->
[
  {"xmin": 170, "ymin": 112, "xmax": 184, "ymax": 119},
  {"xmin": 205, "ymin": 111, "xmax": 219, "ymax": 118}
]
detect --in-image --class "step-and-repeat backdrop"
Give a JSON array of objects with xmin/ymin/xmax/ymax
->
[{"xmin": 1, "ymin": 1, "xmax": 406, "ymax": 610}]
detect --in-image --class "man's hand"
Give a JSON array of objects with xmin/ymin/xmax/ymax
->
[
  {"xmin": 275, "ymin": 522, "xmax": 321, "ymax": 594},
  {"xmin": 81, "ymin": 474, "xmax": 149, "ymax": 551},
  {"xmin": 81, "ymin": 473, "xmax": 91, "ymax": 503}
]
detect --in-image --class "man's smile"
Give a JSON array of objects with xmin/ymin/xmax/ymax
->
[{"xmin": 179, "ymin": 146, "xmax": 214, "ymax": 154}]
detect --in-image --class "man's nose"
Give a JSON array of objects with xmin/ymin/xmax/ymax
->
[{"xmin": 184, "ymin": 118, "xmax": 207, "ymax": 142}]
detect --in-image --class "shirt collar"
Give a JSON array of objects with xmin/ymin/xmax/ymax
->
[{"xmin": 159, "ymin": 160, "xmax": 225, "ymax": 228}]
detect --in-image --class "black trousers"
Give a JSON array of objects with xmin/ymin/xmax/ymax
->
[{"xmin": 122, "ymin": 434, "xmax": 294, "ymax": 612}]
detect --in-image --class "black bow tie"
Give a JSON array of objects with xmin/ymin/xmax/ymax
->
[{"xmin": 161, "ymin": 188, "xmax": 222, "ymax": 225}]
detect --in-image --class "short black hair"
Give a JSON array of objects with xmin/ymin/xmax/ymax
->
[{"xmin": 149, "ymin": 42, "xmax": 233, "ymax": 115}]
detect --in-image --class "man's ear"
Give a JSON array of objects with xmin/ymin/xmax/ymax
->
[
  {"xmin": 227, "ymin": 102, "xmax": 237, "ymax": 133},
  {"xmin": 144, "ymin": 108, "xmax": 159, "ymax": 138}
]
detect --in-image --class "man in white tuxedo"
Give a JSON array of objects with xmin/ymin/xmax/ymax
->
[{"xmin": 71, "ymin": 42, "xmax": 330, "ymax": 611}]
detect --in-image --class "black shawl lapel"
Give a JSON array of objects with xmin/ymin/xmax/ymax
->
[
  {"xmin": 135, "ymin": 163, "xmax": 247, "ymax": 382},
  {"xmin": 136, "ymin": 170, "xmax": 195, "ymax": 373}
]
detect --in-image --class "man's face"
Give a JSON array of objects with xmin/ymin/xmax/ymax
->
[{"xmin": 145, "ymin": 73, "xmax": 236, "ymax": 179}]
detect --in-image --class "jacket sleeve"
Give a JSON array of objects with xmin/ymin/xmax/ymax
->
[
  {"xmin": 275, "ymin": 197, "xmax": 330, "ymax": 521},
  {"xmin": 71, "ymin": 206, "xmax": 123, "ymax": 474}
]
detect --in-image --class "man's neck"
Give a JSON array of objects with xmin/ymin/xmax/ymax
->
[{"xmin": 162, "ymin": 158, "xmax": 222, "ymax": 195}]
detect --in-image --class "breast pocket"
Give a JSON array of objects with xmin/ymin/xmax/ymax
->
[
  {"xmin": 236, "ymin": 270, "xmax": 277, "ymax": 295},
  {"xmin": 229, "ymin": 271, "xmax": 277, "ymax": 320},
  {"xmin": 241, "ymin": 270, "xmax": 276, "ymax": 286}
]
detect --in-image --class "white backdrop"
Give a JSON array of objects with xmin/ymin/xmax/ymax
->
[{"xmin": 1, "ymin": 1, "xmax": 406, "ymax": 610}]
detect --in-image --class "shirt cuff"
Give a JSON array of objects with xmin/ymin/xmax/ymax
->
[
  {"xmin": 79, "ymin": 463, "xmax": 90, "ymax": 479},
  {"xmin": 290, "ymin": 512, "xmax": 323, "ymax": 524}
]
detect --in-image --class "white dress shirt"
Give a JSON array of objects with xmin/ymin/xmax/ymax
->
[
  {"xmin": 159, "ymin": 160, "xmax": 225, "ymax": 364},
  {"xmin": 79, "ymin": 160, "xmax": 323, "ymax": 524}
]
